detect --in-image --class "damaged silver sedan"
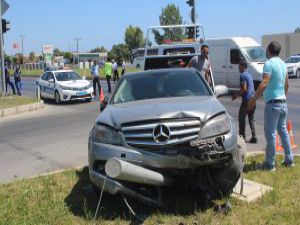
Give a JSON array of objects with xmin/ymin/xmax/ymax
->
[{"xmin": 88, "ymin": 68, "xmax": 245, "ymax": 210}]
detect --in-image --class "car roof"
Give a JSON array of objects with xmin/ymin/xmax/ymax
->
[
  {"xmin": 52, "ymin": 70, "xmax": 74, "ymax": 73},
  {"xmin": 124, "ymin": 68, "xmax": 198, "ymax": 77}
]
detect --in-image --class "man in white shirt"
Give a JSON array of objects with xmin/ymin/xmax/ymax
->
[
  {"xmin": 91, "ymin": 61, "xmax": 101, "ymax": 96},
  {"xmin": 112, "ymin": 60, "xmax": 119, "ymax": 83},
  {"xmin": 121, "ymin": 61, "xmax": 126, "ymax": 76}
]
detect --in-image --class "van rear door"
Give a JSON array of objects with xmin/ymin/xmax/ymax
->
[
  {"xmin": 209, "ymin": 45, "xmax": 228, "ymax": 86},
  {"xmin": 227, "ymin": 48, "xmax": 245, "ymax": 88}
]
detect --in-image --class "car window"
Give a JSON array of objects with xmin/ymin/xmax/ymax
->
[
  {"xmin": 113, "ymin": 70, "xmax": 211, "ymax": 104},
  {"xmin": 41, "ymin": 72, "xmax": 48, "ymax": 81},
  {"xmin": 48, "ymin": 73, "xmax": 54, "ymax": 81},
  {"xmin": 286, "ymin": 57, "xmax": 300, "ymax": 63},
  {"xmin": 230, "ymin": 49, "xmax": 245, "ymax": 64},
  {"xmin": 55, "ymin": 72, "xmax": 82, "ymax": 81}
]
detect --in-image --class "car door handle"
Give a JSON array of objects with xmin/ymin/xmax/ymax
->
[
  {"xmin": 222, "ymin": 65, "xmax": 226, "ymax": 68},
  {"xmin": 228, "ymin": 66, "xmax": 233, "ymax": 69}
]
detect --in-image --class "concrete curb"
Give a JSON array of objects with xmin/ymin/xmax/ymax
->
[{"xmin": 0, "ymin": 101, "xmax": 45, "ymax": 118}]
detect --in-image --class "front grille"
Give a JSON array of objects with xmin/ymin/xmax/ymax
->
[{"xmin": 122, "ymin": 118, "xmax": 201, "ymax": 147}]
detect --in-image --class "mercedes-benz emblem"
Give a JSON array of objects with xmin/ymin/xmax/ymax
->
[{"xmin": 153, "ymin": 124, "xmax": 171, "ymax": 143}]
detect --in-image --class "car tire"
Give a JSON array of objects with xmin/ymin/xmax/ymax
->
[
  {"xmin": 54, "ymin": 91, "xmax": 61, "ymax": 104},
  {"xmin": 296, "ymin": 69, "xmax": 300, "ymax": 78},
  {"xmin": 207, "ymin": 136, "xmax": 246, "ymax": 199}
]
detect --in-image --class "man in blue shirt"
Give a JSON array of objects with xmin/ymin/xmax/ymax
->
[
  {"xmin": 248, "ymin": 41, "xmax": 294, "ymax": 171},
  {"xmin": 232, "ymin": 60, "xmax": 257, "ymax": 143}
]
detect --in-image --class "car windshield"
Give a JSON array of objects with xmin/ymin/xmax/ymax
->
[
  {"xmin": 55, "ymin": 72, "xmax": 82, "ymax": 81},
  {"xmin": 285, "ymin": 57, "xmax": 300, "ymax": 63},
  {"xmin": 242, "ymin": 47, "xmax": 267, "ymax": 62},
  {"xmin": 112, "ymin": 70, "xmax": 211, "ymax": 104}
]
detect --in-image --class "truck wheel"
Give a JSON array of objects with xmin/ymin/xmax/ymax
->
[{"xmin": 208, "ymin": 136, "xmax": 246, "ymax": 198}]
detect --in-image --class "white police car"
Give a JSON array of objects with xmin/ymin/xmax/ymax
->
[
  {"xmin": 36, "ymin": 70, "xmax": 93, "ymax": 103},
  {"xmin": 286, "ymin": 55, "xmax": 300, "ymax": 78}
]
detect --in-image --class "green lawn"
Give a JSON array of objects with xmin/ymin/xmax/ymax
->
[
  {"xmin": 0, "ymin": 96, "xmax": 37, "ymax": 110},
  {"xmin": 0, "ymin": 155, "xmax": 299, "ymax": 225},
  {"xmin": 11, "ymin": 67, "xmax": 140, "ymax": 79}
]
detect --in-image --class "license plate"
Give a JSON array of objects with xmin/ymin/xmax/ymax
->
[{"xmin": 76, "ymin": 91, "xmax": 87, "ymax": 96}]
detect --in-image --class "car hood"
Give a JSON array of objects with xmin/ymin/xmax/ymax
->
[
  {"xmin": 97, "ymin": 96, "xmax": 227, "ymax": 129},
  {"xmin": 57, "ymin": 80, "xmax": 90, "ymax": 87}
]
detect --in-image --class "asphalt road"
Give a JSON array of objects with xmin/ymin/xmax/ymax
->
[{"xmin": 0, "ymin": 76, "xmax": 299, "ymax": 184}]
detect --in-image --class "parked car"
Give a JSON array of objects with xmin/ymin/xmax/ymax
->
[
  {"xmin": 285, "ymin": 55, "xmax": 300, "ymax": 78},
  {"xmin": 36, "ymin": 70, "xmax": 93, "ymax": 103},
  {"xmin": 88, "ymin": 68, "xmax": 245, "ymax": 209}
]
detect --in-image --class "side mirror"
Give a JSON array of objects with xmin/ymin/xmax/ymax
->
[
  {"xmin": 49, "ymin": 78, "xmax": 54, "ymax": 83},
  {"xmin": 214, "ymin": 85, "xmax": 228, "ymax": 97},
  {"xmin": 100, "ymin": 97, "xmax": 108, "ymax": 111}
]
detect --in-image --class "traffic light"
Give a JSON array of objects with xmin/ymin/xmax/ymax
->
[
  {"xmin": 2, "ymin": 19, "xmax": 10, "ymax": 33},
  {"xmin": 186, "ymin": 0, "xmax": 194, "ymax": 7}
]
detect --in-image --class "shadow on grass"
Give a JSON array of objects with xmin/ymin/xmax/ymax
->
[{"xmin": 64, "ymin": 167, "xmax": 215, "ymax": 224}]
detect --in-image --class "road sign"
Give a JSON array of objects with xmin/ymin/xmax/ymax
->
[{"xmin": 1, "ymin": 0, "xmax": 9, "ymax": 15}]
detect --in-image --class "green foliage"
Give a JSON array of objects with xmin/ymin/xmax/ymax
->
[
  {"xmin": 90, "ymin": 46, "xmax": 107, "ymax": 53},
  {"xmin": 53, "ymin": 48, "xmax": 62, "ymax": 57},
  {"xmin": 153, "ymin": 3, "xmax": 184, "ymax": 45},
  {"xmin": 63, "ymin": 52, "xmax": 73, "ymax": 60},
  {"xmin": 29, "ymin": 52, "xmax": 36, "ymax": 62},
  {"xmin": 107, "ymin": 44, "xmax": 130, "ymax": 64},
  {"xmin": 125, "ymin": 25, "xmax": 144, "ymax": 51}
]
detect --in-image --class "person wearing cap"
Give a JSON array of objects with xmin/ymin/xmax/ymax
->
[
  {"xmin": 232, "ymin": 60, "xmax": 257, "ymax": 143},
  {"xmin": 248, "ymin": 41, "xmax": 294, "ymax": 171}
]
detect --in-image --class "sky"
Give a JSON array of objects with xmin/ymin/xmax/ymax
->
[{"xmin": 3, "ymin": 0, "xmax": 300, "ymax": 55}]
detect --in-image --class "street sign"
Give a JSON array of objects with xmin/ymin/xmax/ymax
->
[{"xmin": 1, "ymin": 0, "xmax": 9, "ymax": 15}]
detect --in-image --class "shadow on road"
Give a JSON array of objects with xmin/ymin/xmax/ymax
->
[{"xmin": 64, "ymin": 167, "xmax": 216, "ymax": 224}]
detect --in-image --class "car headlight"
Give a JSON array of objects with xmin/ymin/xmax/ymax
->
[
  {"xmin": 93, "ymin": 124, "xmax": 123, "ymax": 145},
  {"xmin": 199, "ymin": 113, "xmax": 231, "ymax": 139}
]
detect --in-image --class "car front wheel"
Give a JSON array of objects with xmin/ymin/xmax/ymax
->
[{"xmin": 54, "ymin": 91, "xmax": 61, "ymax": 104}]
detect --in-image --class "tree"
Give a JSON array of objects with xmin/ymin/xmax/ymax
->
[
  {"xmin": 53, "ymin": 48, "xmax": 62, "ymax": 56},
  {"xmin": 153, "ymin": 4, "xmax": 183, "ymax": 44},
  {"xmin": 29, "ymin": 52, "xmax": 36, "ymax": 62},
  {"xmin": 125, "ymin": 25, "xmax": 144, "ymax": 51},
  {"xmin": 295, "ymin": 27, "xmax": 300, "ymax": 33},
  {"xmin": 107, "ymin": 44, "xmax": 130, "ymax": 64},
  {"xmin": 63, "ymin": 52, "xmax": 73, "ymax": 60},
  {"xmin": 90, "ymin": 46, "xmax": 107, "ymax": 53}
]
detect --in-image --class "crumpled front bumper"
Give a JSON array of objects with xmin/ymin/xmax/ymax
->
[{"xmin": 88, "ymin": 121, "xmax": 239, "ymax": 197}]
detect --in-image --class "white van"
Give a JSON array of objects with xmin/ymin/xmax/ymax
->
[{"xmin": 207, "ymin": 37, "xmax": 266, "ymax": 89}]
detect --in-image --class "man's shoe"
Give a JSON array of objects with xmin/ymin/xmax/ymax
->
[
  {"xmin": 256, "ymin": 162, "xmax": 276, "ymax": 171},
  {"xmin": 249, "ymin": 137, "xmax": 258, "ymax": 144},
  {"xmin": 281, "ymin": 161, "xmax": 295, "ymax": 168}
]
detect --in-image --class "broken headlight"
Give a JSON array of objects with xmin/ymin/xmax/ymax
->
[
  {"xmin": 199, "ymin": 113, "xmax": 231, "ymax": 139},
  {"xmin": 93, "ymin": 125, "xmax": 123, "ymax": 146}
]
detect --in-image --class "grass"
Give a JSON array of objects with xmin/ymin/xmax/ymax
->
[
  {"xmin": 10, "ymin": 68, "xmax": 140, "ymax": 79},
  {"xmin": 0, "ymin": 155, "xmax": 299, "ymax": 225},
  {"xmin": 0, "ymin": 95, "xmax": 37, "ymax": 110}
]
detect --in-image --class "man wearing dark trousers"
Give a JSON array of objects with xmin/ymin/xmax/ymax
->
[
  {"xmin": 104, "ymin": 58, "xmax": 113, "ymax": 93},
  {"xmin": 5, "ymin": 63, "xmax": 16, "ymax": 95},
  {"xmin": 91, "ymin": 61, "xmax": 101, "ymax": 96},
  {"xmin": 232, "ymin": 60, "xmax": 257, "ymax": 143}
]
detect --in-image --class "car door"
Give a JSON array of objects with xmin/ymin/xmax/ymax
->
[
  {"xmin": 39, "ymin": 72, "xmax": 49, "ymax": 98},
  {"xmin": 209, "ymin": 45, "xmax": 228, "ymax": 86},
  {"xmin": 227, "ymin": 48, "xmax": 246, "ymax": 88},
  {"xmin": 46, "ymin": 72, "xmax": 56, "ymax": 99}
]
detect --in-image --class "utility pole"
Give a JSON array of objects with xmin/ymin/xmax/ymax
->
[
  {"xmin": 74, "ymin": 38, "xmax": 81, "ymax": 65},
  {"xmin": 20, "ymin": 34, "xmax": 25, "ymax": 64}
]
